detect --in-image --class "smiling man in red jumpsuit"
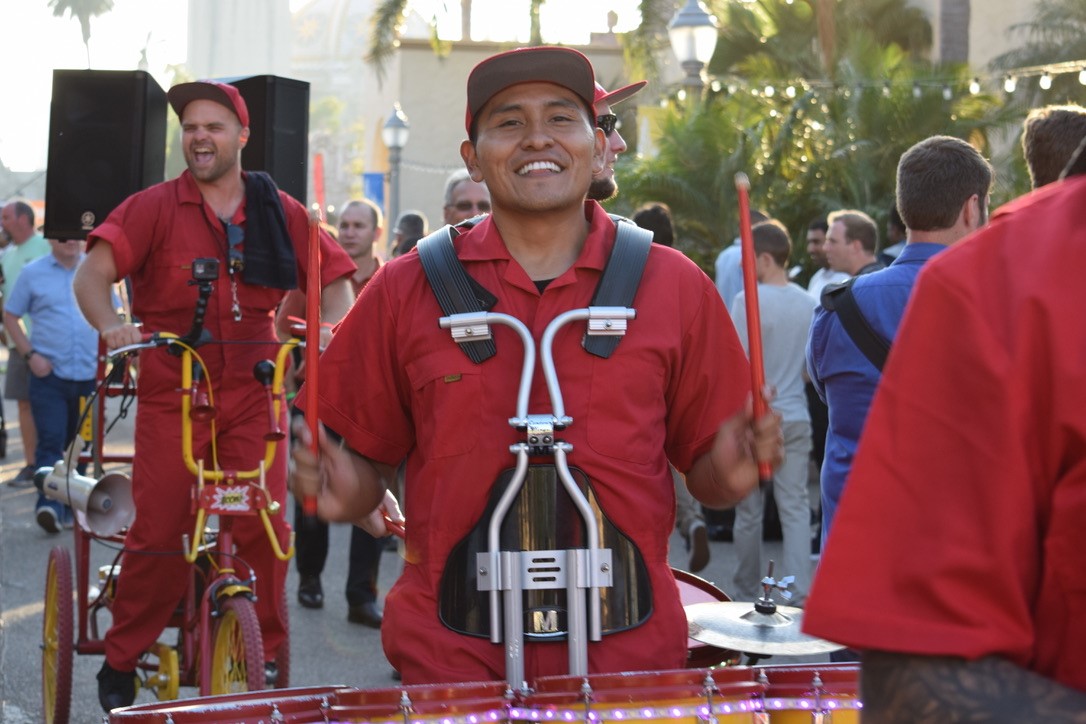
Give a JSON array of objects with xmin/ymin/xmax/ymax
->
[
  {"xmin": 73, "ymin": 80, "xmax": 355, "ymax": 712},
  {"xmin": 291, "ymin": 47, "xmax": 782, "ymax": 685}
]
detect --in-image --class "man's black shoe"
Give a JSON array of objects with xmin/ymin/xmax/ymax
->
[
  {"xmin": 297, "ymin": 575, "xmax": 323, "ymax": 609},
  {"xmin": 97, "ymin": 660, "xmax": 137, "ymax": 712},
  {"xmin": 685, "ymin": 520, "xmax": 711, "ymax": 573},
  {"xmin": 347, "ymin": 601, "xmax": 383, "ymax": 628}
]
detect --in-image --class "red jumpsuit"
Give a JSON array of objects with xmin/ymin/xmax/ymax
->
[
  {"xmin": 804, "ymin": 176, "xmax": 1086, "ymax": 692},
  {"xmin": 88, "ymin": 170, "xmax": 354, "ymax": 669},
  {"xmin": 308, "ymin": 202, "xmax": 750, "ymax": 683}
]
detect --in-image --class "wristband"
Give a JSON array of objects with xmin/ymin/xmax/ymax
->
[{"xmin": 23, "ymin": 349, "xmax": 35, "ymax": 362}]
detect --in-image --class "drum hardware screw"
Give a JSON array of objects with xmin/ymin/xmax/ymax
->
[
  {"xmin": 600, "ymin": 563, "xmax": 610, "ymax": 573},
  {"xmin": 465, "ymin": 328, "xmax": 475, "ymax": 336},
  {"xmin": 530, "ymin": 436, "xmax": 539, "ymax": 444},
  {"xmin": 479, "ymin": 566, "xmax": 489, "ymax": 576}
]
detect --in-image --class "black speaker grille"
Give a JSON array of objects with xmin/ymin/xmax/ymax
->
[{"xmin": 44, "ymin": 69, "xmax": 166, "ymax": 240}]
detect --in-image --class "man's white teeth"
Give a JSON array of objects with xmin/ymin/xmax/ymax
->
[{"xmin": 518, "ymin": 161, "xmax": 560, "ymax": 175}]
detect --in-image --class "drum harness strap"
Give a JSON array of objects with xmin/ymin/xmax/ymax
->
[
  {"xmin": 416, "ymin": 214, "xmax": 653, "ymax": 688},
  {"xmin": 820, "ymin": 278, "xmax": 890, "ymax": 372},
  {"xmin": 416, "ymin": 214, "xmax": 653, "ymax": 362}
]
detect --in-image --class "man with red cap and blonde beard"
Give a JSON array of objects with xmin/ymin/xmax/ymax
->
[
  {"xmin": 292, "ymin": 46, "xmax": 781, "ymax": 685},
  {"xmin": 74, "ymin": 80, "xmax": 355, "ymax": 711},
  {"xmin": 587, "ymin": 79, "xmax": 646, "ymax": 202},
  {"xmin": 587, "ymin": 78, "xmax": 711, "ymax": 572}
]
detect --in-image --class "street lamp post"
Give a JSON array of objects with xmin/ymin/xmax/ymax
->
[
  {"xmin": 668, "ymin": 0, "xmax": 720, "ymax": 98},
  {"xmin": 381, "ymin": 103, "xmax": 410, "ymax": 232}
]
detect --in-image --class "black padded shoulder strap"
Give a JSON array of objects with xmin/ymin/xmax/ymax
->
[
  {"xmin": 821, "ymin": 278, "xmax": 891, "ymax": 371},
  {"xmin": 418, "ymin": 215, "xmax": 652, "ymax": 364},
  {"xmin": 417, "ymin": 223, "xmax": 498, "ymax": 364},
  {"xmin": 583, "ymin": 216, "xmax": 654, "ymax": 359}
]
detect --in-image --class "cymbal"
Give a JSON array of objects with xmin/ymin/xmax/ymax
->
[{"xmin": 685, "ymin": 601, "xmax": 845, "ymax": 656}]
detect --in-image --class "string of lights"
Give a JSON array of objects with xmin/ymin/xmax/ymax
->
[{"xmin": 686, "ymin": 59, "xmax": 1086, "ymax": 103}]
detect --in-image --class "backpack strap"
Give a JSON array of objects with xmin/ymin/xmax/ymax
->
[
  {"xmin": 583, "ymin": 216, "xmax": 654, "ymax": 359},
  {"xmin": 418, "ymin": 215, "xmax": 653, "ymax": 364},
  {"xmin": 821, "ymin": 278, "xmax": 891, "ymax": 372},
  {"xmin": 417, "ymin": 221, "xmax": 498, "ymax": 364}
]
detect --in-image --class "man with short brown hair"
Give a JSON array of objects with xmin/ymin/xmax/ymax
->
[
  {"xmin": 1021, "ymin": 103, "xmax": 1086, "ymax": 188},
  {"xmin": 823, "ymin": 209, "xmax": 881, "ymax": 277}
]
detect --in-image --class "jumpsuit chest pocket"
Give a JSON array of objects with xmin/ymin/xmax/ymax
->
[
  {"xmin": 585, "ymin": 353, "xmax": 666, "ymax": 465},
  {"xmin": 405, "ymin": 351, "xmax": 482, "ymax": 459}
]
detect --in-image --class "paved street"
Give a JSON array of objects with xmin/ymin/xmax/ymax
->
[{"xmin": 0, "ymin": 378, "xmax": 828, "ymax": 722}]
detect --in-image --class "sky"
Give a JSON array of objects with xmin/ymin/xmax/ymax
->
[{"xmin": 1, "ymin": 0, "xmax": 642, "ymax": 176}]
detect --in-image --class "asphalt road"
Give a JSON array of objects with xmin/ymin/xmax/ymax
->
[{"xmin": 0, "ymin": 389, "xmax": 829, "ymax": 722}]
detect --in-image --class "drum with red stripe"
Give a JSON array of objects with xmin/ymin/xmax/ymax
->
[
  {"xmin": 327, "ymin": 680, "xmax": 511, "ymax": 722},
  {"xmin": 107, "ymin": 685, "xmax": 343, "ymax": 723}
]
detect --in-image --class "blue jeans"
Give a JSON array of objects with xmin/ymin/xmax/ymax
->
[{"xmin": 29, "ymin": 372, "xmax": 94, "ymax": 473}]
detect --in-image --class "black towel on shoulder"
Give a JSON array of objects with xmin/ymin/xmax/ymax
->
[{"xmin": 243, "ymin": 171, "xmax": 298, "ymax": 290}]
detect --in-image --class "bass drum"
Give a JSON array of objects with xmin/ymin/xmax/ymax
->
[{"xmin": 673, "ymin": 568, "xmax": 739, "ymax": 668}]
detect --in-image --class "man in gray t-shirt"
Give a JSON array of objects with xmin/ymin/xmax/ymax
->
[{"xmin": 730, "ymin": 219, "xmax": 818, "ymax": 603}]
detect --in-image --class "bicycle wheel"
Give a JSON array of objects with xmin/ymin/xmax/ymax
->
[
  {"xmin": 42, "ymin": 546, "xmax": 73, "ymax": 724},
  {"xmin": 209, "ymin": 595, "xmax": 264, "ymax": 695}
]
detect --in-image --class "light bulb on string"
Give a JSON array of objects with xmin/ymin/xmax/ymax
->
[
  {"xmin": 942, "ymin": 85, "xmax": 953, "ymax": 101},
  {"xmin": 969, "ymin": 77, "xmax": 981, "ymax": 94},
  {"xmin": 785, "ymin": 85, "xmax": 796, "ymax": 98},
  {"xmin": 1039, "ymin": 72, "xmax": 1053, "ymax": 90},
  {"xmin": 1079, "ymin": 69, "xmax": 1086, "ymax": 85},
  {"xmin": 764, "ymin": 84, "xmax": 775, "ymax": 97},
  {"xmin": 912, "ymin": 83, "xmax": 922, "ymax": 99},
  {"xmin": 1003, "ymin": 76, "xmax": 1017, "ymax": 93}
]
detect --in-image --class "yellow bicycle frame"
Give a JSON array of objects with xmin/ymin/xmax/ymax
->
[{"xmin": 165, "ymin": 333, "xmax": 299, "ymax": 563}]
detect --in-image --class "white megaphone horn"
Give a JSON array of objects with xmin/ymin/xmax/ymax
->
[{"xmin": 37, "ymin": 460, "xmax": 135, "ymax": 538}]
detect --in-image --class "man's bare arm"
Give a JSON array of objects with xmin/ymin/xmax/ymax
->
[
  {"xmin": 685, "ymin": 401, "xmax": 782, "ymax": 509},
  {"xmin": 290, "ymin": 419, "xmax": 392, "ymax": 525},
  {"xmin": 73, "ymin": 243, "xmax": 142, "ymax": 350},
  {"xmin": 863, "ymin": 651, "xmax": 1086, "ymax": 723}
]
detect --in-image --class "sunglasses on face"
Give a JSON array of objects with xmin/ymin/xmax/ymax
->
[
  {"xmin": 596, "ymin": 114, "xmax": 619, "ymax": 136},
  {"xmin": 448, "ymin": 200, "xmax": 491, "ymax": 213}
]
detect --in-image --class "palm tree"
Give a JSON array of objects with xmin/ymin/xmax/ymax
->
[
  {"xmin": 47, "ymin": 0, "xmax": 115, "ymax": 68},
  {"xmin": 939, "ymin": 0, "xmax": 970, "ymax": 63},
  {"xmin": 368, "ymin": 0, "xmax": 666, "ymax": 79},
  {"xmin": 616, "ymin": 2, "xmax": 1011, "ymax": 273}
]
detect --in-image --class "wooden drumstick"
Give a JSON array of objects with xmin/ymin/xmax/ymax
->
[
  {"xmin": 735, "ymin": 172, "xmax": 773, "ymax": 482},
  {"xmin": 303, "ymin": 210, "xmax": 322, "ymax": 517}
]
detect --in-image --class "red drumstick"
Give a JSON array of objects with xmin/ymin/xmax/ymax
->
[
  {"xmin": 313, "ymin": 153, "xmax": 327, "ymax": 219},
  {"xmin": 735, "ymin": 173, "xmax": 773, "ymax": 482},
  {"xmin": 303, "ymin": 210, "xmax": 322, "ymax": 517}
]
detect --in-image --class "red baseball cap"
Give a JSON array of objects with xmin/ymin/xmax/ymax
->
[
  {"xmin": 465, "ymin": 46, "xmax": 596, "ymax": 136},
  {"xmin": 167, "ymin": 80, "xmax": 250, "ymax": 128},
  {"xmin": 594, "ymin": 80, "xmax": 647, "ymax": 108}
]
